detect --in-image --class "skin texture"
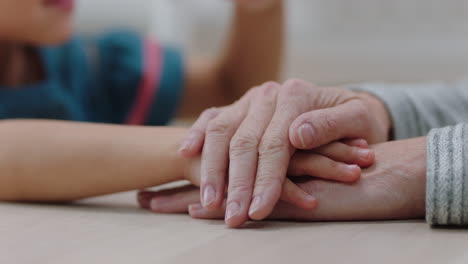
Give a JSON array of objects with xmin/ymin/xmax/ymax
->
[
  {"xmin": 141, "ymin": 137, "xmax": 427, "ymax": 222},
  {"xmin": 179, "ymin": 80, "xmax": 390, "ymax": 227}
]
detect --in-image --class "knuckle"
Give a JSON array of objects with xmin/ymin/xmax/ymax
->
[
  {"xmin": 230, "ymin": 135, "xmax": 259, "ymax": 157},
  {"xmin": 260, "ymin": 81, "xmax": 280, "ymax": 95},
  {"xmin": 248, "ymin": 82, "xmax": 279, "ymax": 99},
  {"xmin": 355, "ymin": 102, "xmax": 370, "ymax": 122},
  {"xmin": 201, "ymin": 107, "xmax": 220, "ymax": 120},
  {"xmin": 256, "ymin": 82, "xmax": 281, "ymax": 97},
  {"xmin": 244, "ymin": 87, "xmax": 258, "ymax": 98},
  {"xmin": 207, "ymin": 119, "xmax": 231, "ymax": 136},
  {"xmin": 259, "ymin": 136, "xmax": 288, "ymax": 157},
  {"xmin": 281, "ymin": 79, "xmax": 308, "ymax": 97},
  {"xmin": 317, "ymin": 112, "xmax": 339, "ymax": 134},
  {"xmin": 283, "ymin": 79, "xmax": 309, "ymax": 89},
  {"xmin": 281, "ymin": 79, "xmax": 317, "ymax": 98}
]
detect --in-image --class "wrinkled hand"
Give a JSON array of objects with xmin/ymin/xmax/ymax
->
[
  {"xmin": 178, "ymin": 80, "xmax": 389, "ymax": 227},
  {"xmin": 141, "ymin": 137, "xmax": 426, "ymax": 222}
]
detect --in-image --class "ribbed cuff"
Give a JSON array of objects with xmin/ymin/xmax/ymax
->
[
  {"xmin": 348, "ymin": 83, "xmax": 424, "ymax": 140},
  {"xmin": 426, "ymin": 123, "xmax": 468, "ymax": 226}
]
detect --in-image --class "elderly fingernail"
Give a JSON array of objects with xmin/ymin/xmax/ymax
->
[
  {"xmin": 178, "ymin": 139, "xmax": 193, "ymax": 153},
  {"xmin": 298, "ymin": 123, "xmax": 314, "ymax": 149},
  {"xmin": 202, "ymin": 185, "xmax": 216, "ymax": 207},
  {"xmin": 150, "ymin": 198, "xmax": 166, "ymax": 211},
  {"xmin": 249, "ymin": 196, "xmax": 262, "ymax": 216},
  {"xmin": 226, "ymin": 202, "xmax": 241, "ymax": 220}
]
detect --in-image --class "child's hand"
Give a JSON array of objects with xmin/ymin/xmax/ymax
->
[{"xmin": 140, "ymin": 139, "xmax": 374, "ymax": 227}]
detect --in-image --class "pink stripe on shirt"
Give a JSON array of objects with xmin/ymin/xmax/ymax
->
[{"xmin": 126, "ymin": 37, "xmax": 162, "ymax": 125}]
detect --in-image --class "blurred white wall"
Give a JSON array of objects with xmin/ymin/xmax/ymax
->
[
  {"xmin": 75, "ymin": 0, "xmax": 153, "ymax": 34},
  {"xmin": 75, "ymin": 0, "xmax": 468, "ymax": 85}
]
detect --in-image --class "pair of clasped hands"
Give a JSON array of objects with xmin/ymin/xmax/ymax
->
[
  {"xmin": 136, "ymin": 0, "xmax": 429, "ymax": 226},
  {"xmin": 138, "ymin": 79, "xmax": 407, "ymax": 227}
]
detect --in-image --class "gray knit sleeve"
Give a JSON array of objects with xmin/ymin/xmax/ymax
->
[
  {"xmin": 426, "ymin": 123, "xmax": 468, "ymax": 226},
  {"xmin": 347, "ymin": 79, "xmax": 468, "ymax": 140}
]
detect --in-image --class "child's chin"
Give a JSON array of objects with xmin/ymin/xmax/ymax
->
[{"xmin": 32, "ymin": 28, "xmax": 74, "ymax": 46}]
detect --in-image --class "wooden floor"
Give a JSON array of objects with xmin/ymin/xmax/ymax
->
[{"xmin": 2, "ymin": 191, "xmax": 468, "ymax": 264}]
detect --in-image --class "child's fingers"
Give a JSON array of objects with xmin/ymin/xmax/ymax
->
[
  {"xmin": 137, "ymin": 186, "xmax": 200, "ymax": 214},
  {"xmin": 288, "ymin": 152, "xmax": 362, "ymax": 182},
  {"xmin": 280, "ymin": 179, "xmax": 317, "ymax": 209},
  {"xmin": 178, "ymin": 107, "xmax": 223, "ymax": 158},
  {"xmin": 137, "ymin": 191, "xmax": 155, "ymax": 209},
  {"xmin": 313, "ymin": 141, "xmax": 375, "ymax": 167},
  {"xmin": 150, "ymin": 189, "xmax": 200, "ymax": 213},
  {"xmin": 342, "ymin": 138, "xmax": 369, "ymax": 149},
  {"xmin": 189, "ymin": 202, "xmax": 226, "ymax": 220}
]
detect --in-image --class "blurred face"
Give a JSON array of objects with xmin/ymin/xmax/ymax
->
[{"xmin": 0, "ymin": 0, "xmax": 74, "ymax": 45}]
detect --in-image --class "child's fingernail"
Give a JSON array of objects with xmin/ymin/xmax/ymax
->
[
  {"xmin": 298, "ymin": 123, "xmax": 314, "ymax": 148},
  {"xmin": 249, "ymin": 195, "xmax": 262, "ymax": 216},
  {"xmin": 137, "ymin": 192, "xmax": 151, "ymax": 209},
  {"xmin": 150, "ymin": 198, "xmax": 164, "ymax": 211},
  {"xmin": 304, "ymin": 196, "xmax": 318, "ymax": 209},
  {"xmin": 202, "ymin": 185, "xmax": 216, "ymax": 207},
  {"xmin": 358, "ymin": 149, "xmax": 373, "ymax": 161},
  {"xmin": 189, "ymin": 203, "xmax": 203, "ymax": 212},
  {"xmin": 345, "ymin": 165, "xmax": 361, "ymax": 178},
  {"xmin": 226, "ymin": 202, "xmax": 241, "ymax": 220},
  {"xmin": 354, "ymin": 139, "xmax": 369, "ymax": 148}
]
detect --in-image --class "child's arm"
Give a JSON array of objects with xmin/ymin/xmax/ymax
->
[
  {"xmin": 177, "ymin": 0, "xmax": 284, "ymax": 118},
  {"xmin": 0, "ymin": 120, "xmax": 187, "ymax": 202}
]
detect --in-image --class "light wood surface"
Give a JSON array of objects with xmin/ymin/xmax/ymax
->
[{"xmin": 1, "ymin": 191, "xmax": 468, "ymax": 264}]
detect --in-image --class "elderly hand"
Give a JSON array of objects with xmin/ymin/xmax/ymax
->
[
  {"xmin": 178, "ymin": 80, "xmax": 390, "ymax": 227},
  {"xmin": 141, "ymin": 137, "xmax": 427, "ymax": 222}
]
